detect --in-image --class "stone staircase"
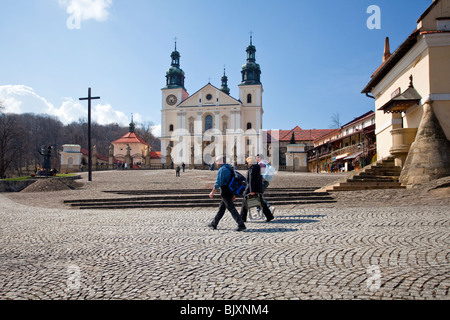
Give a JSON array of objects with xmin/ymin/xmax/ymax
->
[
  {"xmin": 64, "ymin": 187, "xmax": 336, "ymax": 210},
  {"xmin": 318, "ymin": 157, "xmax": 406, "ymax": 192}
]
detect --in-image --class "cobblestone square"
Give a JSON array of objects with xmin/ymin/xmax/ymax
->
[{"xmin": 1, "ymin": 170, "xmax": 449, "ymax": 300}]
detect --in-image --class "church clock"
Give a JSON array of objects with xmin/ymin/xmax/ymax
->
[{"xmin": 166, "ymin": 94, "xmax": 178, "ymax": 106}]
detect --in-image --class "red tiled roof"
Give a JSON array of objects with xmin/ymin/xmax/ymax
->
[
  {"xmin": 420, "ymin": 30, "xmax": 450, "ymax": 34},
  {"xmin": 112, "ymin": 132, "xmax": 150, "ymax": 146},
  {"xmin": 267, "ymin": 126, "xmax": 335, "ymax": 143},
  {"xmin": 150, "ymin": 151, "xmax": 161, "ymax": 159}
]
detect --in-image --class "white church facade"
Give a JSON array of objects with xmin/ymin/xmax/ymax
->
[{"xmin": 160, "ymin": 38, "xmax": 267, "ymax": 167}]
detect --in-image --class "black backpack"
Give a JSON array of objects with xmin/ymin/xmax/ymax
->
[{"xmin": 227, "ymin": 169, "xmax": 247, "ymax": 197}]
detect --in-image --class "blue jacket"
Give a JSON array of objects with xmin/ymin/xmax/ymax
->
[{"xmin": 214, "ymin": 164, "xmax": 233, "ymax": 190}]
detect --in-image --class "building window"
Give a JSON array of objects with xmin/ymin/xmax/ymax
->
[
  {"xmin": 247, "ymin": 122, "xmax": 252, "ymax": 130},
  {"xmin": 247, "ymin": 94, "xmax": 252, "ymax": 104},
  {"xmin": 169, "ymin": 124, "xmax": 174, "ymax": 132},
  {"xmin": 205, "ymin": 115, "xmax": 213, "ymax": 131}
]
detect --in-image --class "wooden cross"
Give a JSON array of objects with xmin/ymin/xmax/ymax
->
[{"xmin": 79, "ymin": 88, "xmax": 100, "ymax": 182}]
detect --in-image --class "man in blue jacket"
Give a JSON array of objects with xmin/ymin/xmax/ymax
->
[{"xmin": 208, "ymin": 156, "xmax": 246, "ymax": 232}]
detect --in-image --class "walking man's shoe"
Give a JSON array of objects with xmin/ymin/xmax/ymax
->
[
  {"xmin": 235, "ymin": 225, "xmax": 247, "ymax": 232},
  {"xmin": 208, "ymin": 223, "xmax": 217, "ymax": 230}
]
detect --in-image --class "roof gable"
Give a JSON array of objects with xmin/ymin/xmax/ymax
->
[
  {"xmin": 178, "ymin": 83, "xmax": 241, "ymax": 108},
  {"xmin": 111, "ymin": 131, "xmax": 150, "ymax": 146}
]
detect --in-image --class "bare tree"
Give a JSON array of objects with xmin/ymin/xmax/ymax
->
[
  {"xmin": 135, "ymin": 121, "xmax": 161, "ymax": 151},
  {"xmin": 330, "ymin": 112, "xmax": 342, "ymax": 129},
  {"xmin": 0, "ymin": 114, "xmax": 25, "ymax": 178},
  {"xmin": 0, "ymin": 111, "xmax": 161, "ymax": 177}
]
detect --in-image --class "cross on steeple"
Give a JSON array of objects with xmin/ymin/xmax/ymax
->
[{"xmin": 249, "ymin": 30, "xmax": 254, "ymax": 44}]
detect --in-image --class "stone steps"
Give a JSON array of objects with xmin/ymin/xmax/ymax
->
[
  {"xmin": 319, "ymin": 157, "xmax": 406, "ymax": 192},
  {"xmin": 65, "ymin": 188, "xmax": 336, "ymax": 210}
]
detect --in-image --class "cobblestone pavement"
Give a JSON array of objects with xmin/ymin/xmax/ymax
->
[{"xmin": 0, "ymin": 170, "xmax": 449, "ymax": 300}]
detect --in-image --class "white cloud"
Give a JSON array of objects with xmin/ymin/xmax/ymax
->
[
  {"xmin": 59, "ymin": 0, "xmax": 113, "ymax": 22},
  {"xmin": 151, "ymin": 124, "xmax": 161, "ymax": 137},
  {"xmin": 0, "ymin": 85, "xmax": 54, "ymax": 115},
  {"xmin": 0, "ymin": 85, "xmax": 138, "ymax": 127},
  {"xmin": 91, "ymin": 102, "xmax": 129, "ymax": 126}
]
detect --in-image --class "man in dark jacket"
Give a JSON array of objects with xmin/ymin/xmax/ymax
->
[
  {"xmin": 240, "ymin": 156, "xmax": 275, "ymax": 223},
  {"xmin": 208, "ymin": 156, "xmax": 246, "ymax": 232}
]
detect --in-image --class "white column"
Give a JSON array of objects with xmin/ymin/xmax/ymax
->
[
  {"xmin": 161, "ymin": 111, "xmax": 166, "ymax": 137},
  {"xmin": 256, "ymin": 109, "xmax": 261, "ymax": 130},
  {"xmin": 214, "ymin": 111, "xmax": 220, "ymax": 130},
  {"xmin": 161, "ymin": 140, "xmax": 167, "ymax": 164},
  {"xmin": 177, "ymin": 113, "xmax": 182, "ymax": 131},
  {"xmin": 236, "ymin": 111, "xmax": 242, "ymax": 130},
  {"xmin": 231, "ymin": 111, "xmax": 236, "ymax": 130}
]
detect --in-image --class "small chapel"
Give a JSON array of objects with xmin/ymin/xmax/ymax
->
[
  {"xmin": 111, "ymin": 118, "xmax": 161, "ymax": 168},
  {"xmin": 160, "ymin": 37, "xmax": 266, "ymax": 167}
]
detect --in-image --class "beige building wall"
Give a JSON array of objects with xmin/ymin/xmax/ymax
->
[
  {"xmin": 372, "ymin": 28, "xmax": 450, "ymax": 160},
  {"xmin": 60, "ymin": 144, "xmax": 83, "ymax": 173},
  {"xmin": 373, "ymin": 44, "xmax": 431, "ymax": 160},
  {"xmin": 113, "ymin": 143, "xmax": 147, "ymax": 163},
  {"xmin": 429, "ymin": 44, "xmax": 450, "ymax": 139}
]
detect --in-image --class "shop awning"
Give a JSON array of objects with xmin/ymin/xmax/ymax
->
[
  {"xmin": 343, "ymin": 151, "xmax": 363, "ymax": 160},
  {"xmin": 335, "ymin": 153, "xmax": 350, "ymax": 160}
]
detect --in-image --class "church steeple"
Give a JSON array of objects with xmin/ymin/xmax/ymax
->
[
  {"xmin": 165, "ymin": 40, "xmax": 186, "ymax": 89},
  {"xmin": 240, "ymin": 35, "xmax": 261, "ymax": 85},
  {"xmin": 129, "ymin": 114, "xmax": 135, "ymax": 133},
  {"xmin": 220, "ymin": 68, "xmax": 230, "ymax": 95}
]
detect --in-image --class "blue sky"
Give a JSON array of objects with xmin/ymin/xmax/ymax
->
[{"xmin": 0, "ymin": 0, "xmax": 432, "ymax": 136}]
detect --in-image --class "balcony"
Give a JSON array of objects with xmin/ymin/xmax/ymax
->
[{"xmin": 389, "ymin": 128, "xmax": 418, "ymax": 167}]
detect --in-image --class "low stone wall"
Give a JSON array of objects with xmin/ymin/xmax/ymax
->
[
  {"xmin": 0, "ymin": 175, "xmax": 81, "ymax": 193},
  {"xmin": 0, "ymin": 180, "xmax": 37, "ymax": 193}
]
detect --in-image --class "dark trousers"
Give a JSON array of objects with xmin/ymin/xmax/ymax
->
[
  {"xmin": 240, "ymin": 193, "xmax": 274, "ymax": 222},
  {"xmin": 211, "ymin": 191, "xmax": 245, "ymax": 228}
]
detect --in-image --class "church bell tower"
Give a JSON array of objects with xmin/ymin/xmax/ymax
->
[{"xmin": 161, "ymin": 41, "xmax": 189, "ymax": 164}]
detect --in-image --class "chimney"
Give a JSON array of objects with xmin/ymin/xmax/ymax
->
[{"xmin": 383, "ymin": 37, "xmax": 391, "ymax": 62}]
